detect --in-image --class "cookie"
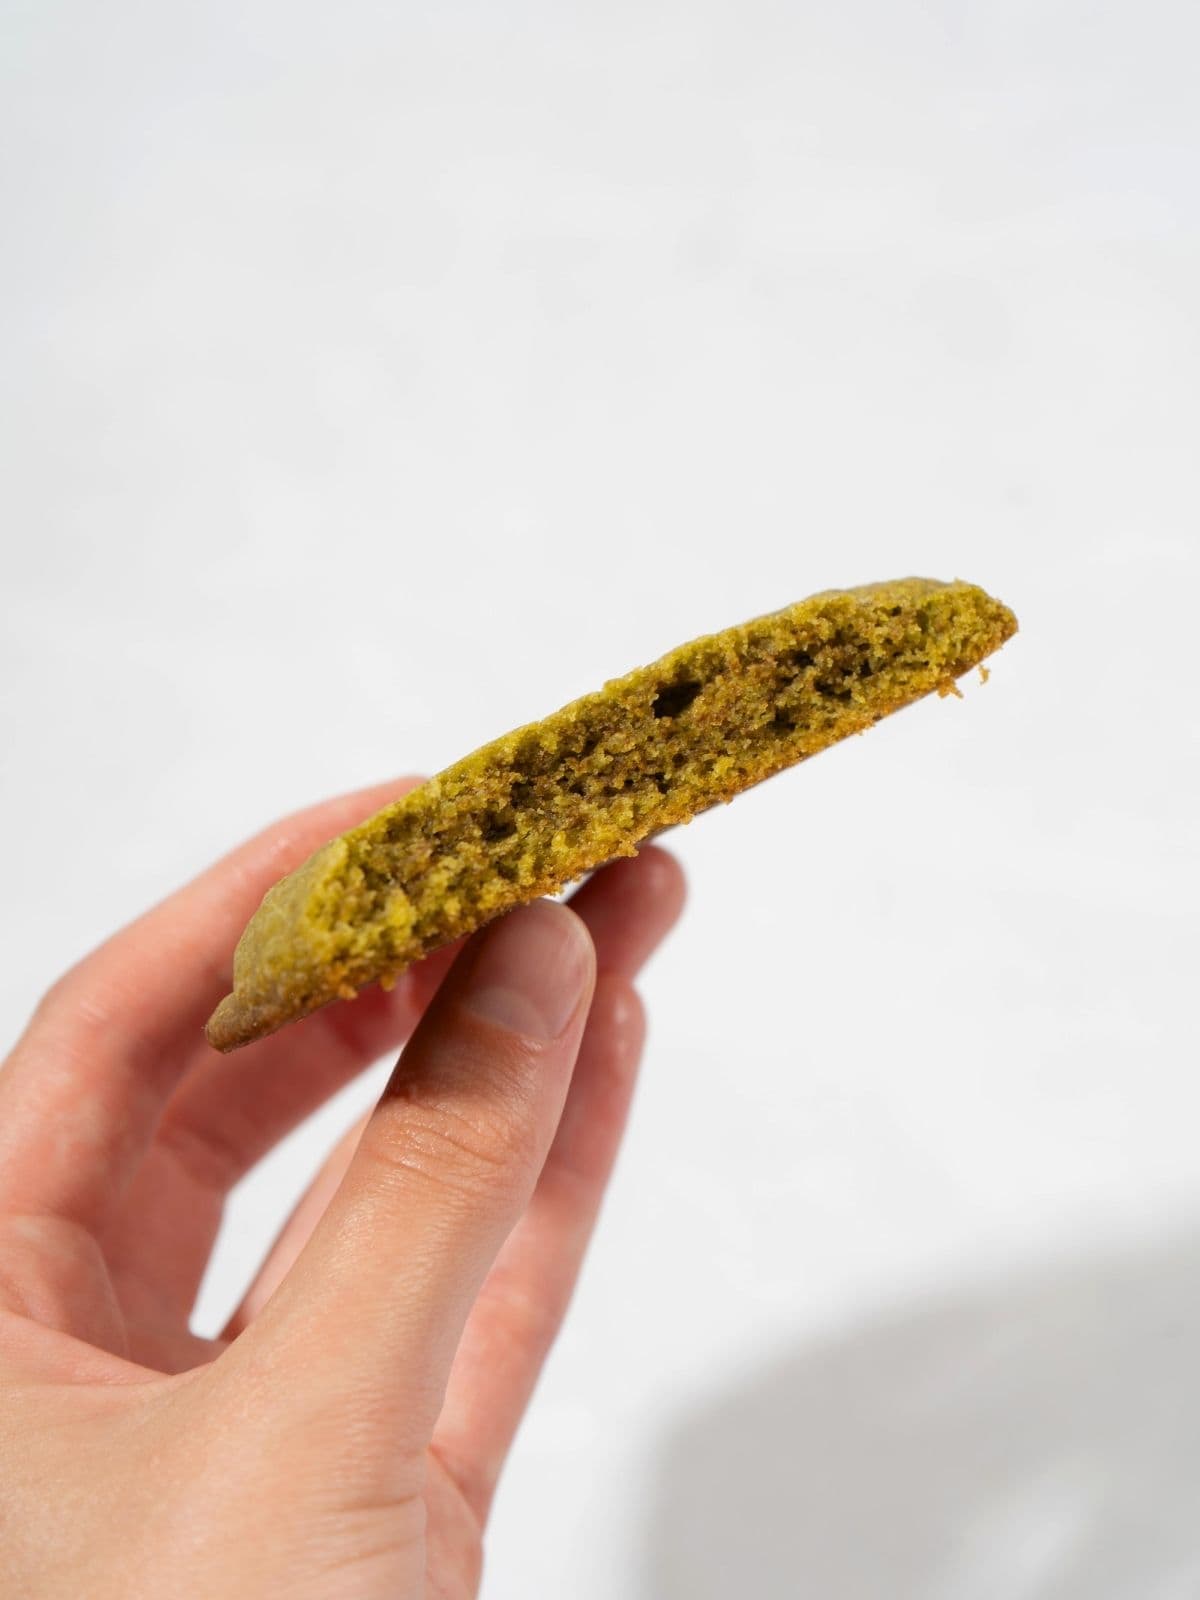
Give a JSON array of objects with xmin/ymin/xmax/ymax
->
[{"xmin": 206, "ymin": 577, "xmax": 1016, "ymax": 1050}]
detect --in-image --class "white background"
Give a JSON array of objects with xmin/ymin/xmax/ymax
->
[{"xmin": 3, "ymin": 3, "xmax": 1198, "ymax": 1594}]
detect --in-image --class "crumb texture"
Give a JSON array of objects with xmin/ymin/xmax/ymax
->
[{"xmin": 206, "ymin": 577, "xmax": 1017, "ymax": 1049}]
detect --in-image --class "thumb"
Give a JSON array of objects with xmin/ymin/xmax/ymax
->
[{"xmin": 221, "ymin": 900, "xmax": 596, "ymax": 1472}]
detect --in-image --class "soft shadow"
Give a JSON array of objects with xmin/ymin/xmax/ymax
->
[{"xmin": 644, "ymin": 1235, "xmax": 1200, "ymax": 1599}]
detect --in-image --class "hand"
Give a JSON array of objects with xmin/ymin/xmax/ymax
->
[{"xmin": 0, "ymin": 778, "xmax": 685, "ymax": 1599}]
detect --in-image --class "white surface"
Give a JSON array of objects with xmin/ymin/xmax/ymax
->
[{"xmin": 2, "ymin": 2, "xmax": 1198, "ymax": 1594}]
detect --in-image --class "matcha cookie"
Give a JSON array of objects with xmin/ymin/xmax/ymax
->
[{"xmin": 207, "ymin": 577, "xmax": 1016, "ymax": 1050}]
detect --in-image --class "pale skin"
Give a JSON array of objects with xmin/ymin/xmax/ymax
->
[{"xmin": 0, "ymin": 778, "xmax": 686, "ymax": 1598}]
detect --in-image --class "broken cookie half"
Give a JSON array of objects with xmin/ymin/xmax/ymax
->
[{"xmin": 206, "ymin": 577, "xmax": 1017, "ymax": 1050}]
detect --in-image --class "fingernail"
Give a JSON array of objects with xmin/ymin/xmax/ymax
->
[{"xmin": 464, "ymin": 902, "xmax": 593, "ymax": 1040}]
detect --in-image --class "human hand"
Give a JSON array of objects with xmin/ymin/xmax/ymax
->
[{"xmin": 0, "ymin": 778, "xmax": 685, "ymax": 1598}]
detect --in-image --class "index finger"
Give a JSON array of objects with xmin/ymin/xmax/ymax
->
[{"xmin": 0, "ymin": 778, "xmax": 422, "ymax": 1231}]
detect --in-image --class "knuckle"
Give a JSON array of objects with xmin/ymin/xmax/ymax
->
[
  {"xmin": 25, "ymin": 959, "xmax": 122, "ymax": 1050},
  {"xmin": 479, "ymin": 1266, "xmax": 567, "ymax": 1361},
  {"xmin": 155, "ymin": 1110, "xmax": 253, "ymax": 1192},
  {"xmin": 28, "ymin": 966, "xmax": 77, "ymax": 1026},
  {"xmin": 430, "ymin": 1440, "xmax": 494, "ymax": 1547},
  {"xmin": 365, "ymin": 1093, "xmax": 540, "ymax": 1205}
]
